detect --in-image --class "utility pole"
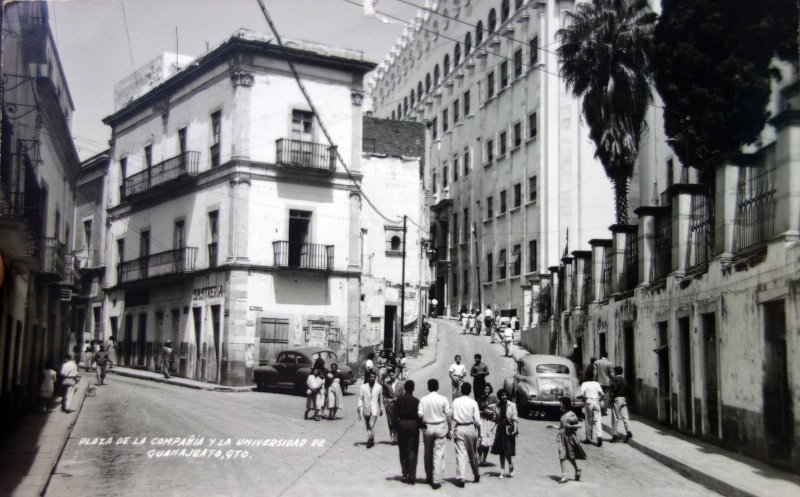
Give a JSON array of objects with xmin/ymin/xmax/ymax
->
[
  {"xmin": 472, "ymin": 222, "xmax": 482, "ymax": 311},
  {"xmin": 397, "ymin": 215, "xmax": 407, "ymax": 354}
]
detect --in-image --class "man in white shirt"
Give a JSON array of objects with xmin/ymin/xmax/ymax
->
[
  {"xmin": 502, "ymin": 326, "xmax": 514, "ymax": 357},
  {"xmin": 579, "ymin": 379, "xmax": 605, "ymax": 447},
  {"xmin": 357, "ymin": 371, "xmax": 383, "ymax": 448},
  {"xmin": 448, "ymin": 355, "xmax": 468, "ymax": 399},
  {"xmin": 451, "ymin": 382, "xmax": 482, "ymax": 486},
  {"xmin": 59, "ymin": 354, "xmax": 79, "ymax": 413},
  {"xmin": 418, "ymin": 379, "xmax": 453, "ymax": 489},
  {"xmin": 483, "ymin": 305, "xmax": 495, "ymax": 337}
]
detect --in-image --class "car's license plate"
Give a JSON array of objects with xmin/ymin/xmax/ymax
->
[{"xmin": 551, "ymin": 388, "xmax": 564, "ymax": 396}]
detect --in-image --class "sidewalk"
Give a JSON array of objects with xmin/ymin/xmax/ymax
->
[
  {"xmin": 106, "ymin": 366, "xmax": 254, "ymax": 392},
  {"xmin": 0, "ymin": 377, "xmax": 91, "ymax": 497},
  {"xmin": 506, "ymin": 346, "xmax": 800, "ymax": 497}
]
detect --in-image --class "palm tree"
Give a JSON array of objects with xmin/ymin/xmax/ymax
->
[{"xmin": 557, "ymin": 0, "xmax": 657, "ymax": 224}]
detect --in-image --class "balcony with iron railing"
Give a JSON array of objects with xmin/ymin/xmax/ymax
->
[
  {"xmin": 122, "ymin": 151, "xmax": 200, "ymax": 200},
  {"xmin": 0, "ymin": 152, "xmax": 44, "ymax": 245},
  {"xmin": 41, "ymin": 237, "xmax": 66, "ymax": 276},
  {"xmin": 117, "ymin": 247, "xmax": 198, "ymax": 284},
  {"xmin": 275, "ymin": 139, "xmax": 336, "ymax": 171},
  {"xmin": 272, "ymin": 241, "xmax": 334, "ymax": 271}
]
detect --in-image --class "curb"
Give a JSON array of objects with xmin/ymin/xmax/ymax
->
[
  {"xmin": 107, "ymin": 369, "xmax": 254, "ymax": 393},
  {"xmin": 600, "ymin": 419, "xmax": 758, "ymax": 497}
]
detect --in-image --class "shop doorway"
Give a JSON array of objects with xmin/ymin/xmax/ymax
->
[
  {"xmin": 137, "ymin": 313, "xmax": 147, "ymax": 367},
  {"xmin": 384, "ymin": 305, "xmax": 397, "ymax": 350},
  {"xmin": 763, "ymin": 301, "xmax": 793, "ymax": 461},
  {"xmin": 678, "ymin": 317, "xmax": 693, "ymax": 432},
  {"xmin": 702, "ymin": 313, "xmax": 720, "ymax": 438},
  {"xmin": 656, "ymin": 321, "xmax": 671, "ymax": 425},
  {"xmin": 192, "ymin": 307, "xmax": 203, "ymax": 380},
  {"xmin": 623, "ymin": 323, "xmax": 635, "ymax": 407},
  {"xmin": 124, "ymin": 315, "xmax": 134, "ymax": 366}
]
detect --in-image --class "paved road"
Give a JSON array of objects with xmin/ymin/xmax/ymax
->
[{"xmin": 46, "ymin": 319, "xmax": 718, "ymax": 497}]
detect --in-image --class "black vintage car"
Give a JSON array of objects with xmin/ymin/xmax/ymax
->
[{"xmin": 253, "ymin": 347, "xmax": 356, "ymax": 393}]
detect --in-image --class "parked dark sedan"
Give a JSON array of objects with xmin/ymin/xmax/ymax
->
[
  {"xmin": 253, "ymin": 347, "xmax": 356, "ymax": 393},
  {"xmin": 503, "ymin": 354, "xmax": 584, "ymax": 419}
]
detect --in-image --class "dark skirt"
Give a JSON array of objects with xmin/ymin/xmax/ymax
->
[{"xmin": 490, "ymin": 419, "xmax": 516, "ymax": 457}]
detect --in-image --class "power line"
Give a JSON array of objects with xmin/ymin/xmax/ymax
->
[{"xmin": 254, "ymin": 0, "xmax": 403, "ymax": 225}]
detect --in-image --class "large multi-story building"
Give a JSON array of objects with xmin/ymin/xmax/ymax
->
[
  {"xmin": 101, "ymin": 31, "xmax": 375, "ymax": 386},
  {"xmin": 368, "ymin": 0, "xmax": 617, "ymax": 322},
  {"xmin": 0, "ymin": 1, "xmax": 81, "ymax": 424}
]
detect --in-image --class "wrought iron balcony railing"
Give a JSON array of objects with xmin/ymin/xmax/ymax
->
[
  {"xmin": 117, "ymin": 247, "xmax": 198, "ymax": 284},
  {"xmin": 122, "ymin": 151, "xmax": 199, "ymax": 199},
  {"xmin": 0, "ymin": 152, "xmax": 44, "ymax": 242},
  {"xmin": 272, "ymin": 241, "xmax": 333, "ymax": 271},
  {"xmin": 275, "ymin": 139, "xmax": 336, "ymax": 170},
  {"xmin": 41, "ymin": 237, "xmax": 66, "ymax": 275}
]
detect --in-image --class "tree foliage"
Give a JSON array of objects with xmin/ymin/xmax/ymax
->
[
  {"xmin": 652, "ymin": 0, "xmax": 799, "ymax": 176},
  {"xmin": 557, "ymin": 0, "xmax": 657, "ymax": 224}
]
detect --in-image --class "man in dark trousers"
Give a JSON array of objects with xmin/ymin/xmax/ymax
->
[
  {"xmin": 394, "ymin": 379, "xmax": 422, "ymax": 484},
  {"xmin": 469, "ymin": 354, "xmax": 489, "ymax": 399},
  {"xmin": 594, "ymin": 352, "xmax": 614, "ymax": 415}
]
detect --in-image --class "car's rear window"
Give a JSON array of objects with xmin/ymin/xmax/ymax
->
[
  {"xmin": 536, "ymin": 364, "xmax": 570, "ymax": 374},
  {"xmin": 311, "ymin": 351, "xmax": 337, "ymax": 361}
]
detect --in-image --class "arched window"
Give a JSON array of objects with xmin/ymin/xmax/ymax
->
[
  {"xmin": 488, "ymin": 9, "xmax": 497, "ymax": 33},
  {"xmin": 434, "ymin": 64, "xmax": 440, "ymax": 85},
  {"xmin": 410, "ymin": 89, "xmax": 415, "ymax": 107},
  {"xmin": 425, "ymin": 73, "xmax": 431, "ymax": 93},
  {"xmin": 417, "ymin": 81, "xmax": 423, "ymax": 98},
  {"xmin": 476, "ymin": 21, "xmax": 484, "ymax": 45},
  {"xmin": 443, "ymin": 54, "xmax": 450, "ymax": 76},
  {"xmin": 501, "ymin": 0, "xmax": 510, "ymax": 22},
  {"xmin": 390, "ymin": 235, "xmax": 402, "ymax": 251},
  {"xmin": 454, "ymin": 43, "xmax": 461, "ymax": 66},
  {"xmin": 465, "ymin": 32, "xmax": 472, "ymax": 55}
]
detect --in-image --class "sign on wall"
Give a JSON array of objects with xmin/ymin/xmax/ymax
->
[{"xmin": 192, "ymin": 285, "xmax": 224, "ymax": 301}]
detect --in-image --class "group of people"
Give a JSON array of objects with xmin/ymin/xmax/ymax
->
[
  {"xmin": 577, "ymin": 351, "xmax": 634, "ymax": 448},
  {"xmin": 463, "ymin": 305, "xmax": 516, "ymax": 357},
  {"xmin": 304, "ymin": 361, "xmax": 345, "ymax": 421}
]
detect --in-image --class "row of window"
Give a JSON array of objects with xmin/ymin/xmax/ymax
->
[
  {"xmin": 484, "ymin": 176, "xmax": 536, "ymax": 218},
  {"xmin": 450, "ymin": 238, "xmax": 538, "ymax": 296},
  {"xmin": 387, "ymin": 0, "xmax": 539, "ymax": 120}
]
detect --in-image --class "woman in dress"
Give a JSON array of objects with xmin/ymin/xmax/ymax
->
[
  {"xmin": 325, "ymin": 364, "xmax": 343, "ymax": 420},
  {"xmin": 397, "ymin": 352, "xmax": 408, "ymax": 380},
  {"xmin": 490, "ymin": 388, "xmax": 519, "ymax": 478},
  {"xmin": 106, "ymin": 336, "xmax": 118, "ymax": 367},
  {"xmin": 305, "ymin": 369, "xmax": 325, "ymax": 421},
  {"xmin": 477, "ymin": 383, "xmax": 498, "ymax": 465},
  {"xmin": 547, "ymin": 397, "xmax": 585, "ymax": 483},
  {"xmin": 376, "ymin": 350, "xmax": 388, "ymax": 382}
]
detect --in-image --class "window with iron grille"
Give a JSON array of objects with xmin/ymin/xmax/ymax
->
[
  {"xmin": 487, "ymin": 71, "xmax": 495, "ymax": 99},
  {"xmin": 487, "ymin": 196, "xmax": 494, "ymax": 218},
  {"xmin": 432, "ymin": 117, "xmax": 438, "ymax": 139},
  {"xmin": 453, "ymin": 156, "xmax": 459, "ymax": 181},
  {"xmin": 497, "ymin": 249, "xmax": 507, "ymax": 279},
  {"xmin": 689, "ymin": 192, "xmax": 714, "ymax": 268},
  {"xmin": 500, "ymin": 61, "xmax": 509, "ymax": 87},
  {"xmin": 443, "ymin": 164, "xmax": 449, "ymax": 187},
  {"xmin": 210, "ymin": 111, "xmax": 221, "ymax": 167},
  {"xmin": 529, "ymin": 37, "xmax": 539, "ymax": 67},
  {"xmin": 734, "ymin": 144, "xmax": 776, "ymax": 252},
  {"xmin": 464, "ymin": 90, "xmax": 471, "ymax": 115},
  {"xmin": 528, "ymin": 111, "xmax": 537, "ymax": 140},
  {"xmin": 652, "ymin": 215, "xmax": 672, "ymax": 281},
  {"xmin": 529, "ymin": 175, "xmax": 537, "ymax": 202},
  {"xmin": 464, "ymin": 148, "xmax": 470, "ymax": 176},
  {"xmin": 499, "ymin": 131, "xmax": 507, "ymax": 156},
  {"xmin": 528, "ymin": 239, "xmax": 537, "ymax": 273},
  {"xmin": 486, "ymin": 139, "xmax": 494, "ymax": 164},
  {"xmin": 453, "ymin": 213, "xmax": 459, "ymax": 246},
  {"xmin": 463, "ymin": 208, "xmax": 469, "ymax": 243},
  {"xmin": 601, "ymin": 247, "xmax": 612, "ymax": 299},
  {"xmin": 442, "ymin": 109, "xmax": 449, "ymax": 132},
  {"xmin": 453, "ymin": 99, "xmax": 460, "ymax": 124},
  {"xmin": 513, "ymin": 122, "xmax": 522, "ymax": 149},
  {"xmin": 514, "ymin": 183, "xmax": 521, "ymax": 208},
  {"xmin": 511, "ymin": 244, "xmax": 521, "ymax": 277},
  {"xmin": 514, "ymin": 49, "xmax": 523, "ymax": 78},
  {"xmin": 625, "ymin": 233, "xmax": 639, "ymax": 290},
  {"xmin": 500, "ymin": 190, "xmax": 507, "ymax": 213},
  {"xmin": 487, "ymin": 252, "xmax": 493, "ymax": 281}
]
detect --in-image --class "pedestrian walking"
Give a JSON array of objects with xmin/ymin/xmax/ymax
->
[
  {"xmin": 460, "ymin": 306, "xmax": 470, "ymax": 334},
  {"xmin": 106, "ymin": 336, "xmax": 118, "ymax": 367},
  {"xmin": 490, "ymin": 388, "xmax": 518, "ymax": 478},
  {"xmin": 420, "ymin": 318, "xmax": 430, "ymax": 348},
  {"xmin": 594, "ymin": 351, "xmax": 613, "ymax": 415},
  {"xmin": 59, "ymin": 354, "xmax": 79, "ymax": 413},
  {"xmin": 357, "ymin": 371, "xmax": 383, "ymax": 448},
  {"xmin": 502, "ymin": 325, "xmax": 514, "ymax": 357},
  {"xmin": 468, "ymin": 310, "xmax": 477, "ymax": 335},
  {"xmin": 452, "ymin": 382, "xmax": 481, "ymax": 486},
  {"xmin": 547, "ymin": 397, "xmax": 585, "ymax": 484},
  {"xmin": 469, "ymin": 354, "xmax": 489, "ymax": 399},
  {"xmin": 325, "ymin": 364, "xmax": 343, "ymax": 420},
  {"xmin": 305, "ymin": 369, "xmax": 325, "ymax": 421},
  {"xmin": 94, "ymin": 345, "xmax": 110, "ymax": 385},
  {"xmin": 377, "ymin": 349, "xmax": 388, "ymax": 383},
  {"xmin": 39, "ymin": 360, "xmax": 57, "ymax": 413},
  {"xmin": 483, "ymin": 306, "xmax": 495, "ymax": 337},
  {"xmin": 363, "ymin": 352, "xmax": 376, "ymax": 380},
  {"xmin": 418, "ymin": 378, "xmax": 452, "ymax": 489},
  {"xmin": 383, "ymin": 368, "xmax": 404, "ymax": 444},
  {"xmin": 609, "ymin": 366, "xmax": 633, "ymax": 442},
  {"xmin": 477, "ymin": 383, "xmax": 498, "ymax": 465},
  {"xmin": 448, "ymin": 355, "xmax": 467, "ymax": 399},
  {"xmin": 398, "ymin": 351, "xmax": 409, "ymax": 380},
  {"xmin": 430, "ymin": 298, "xmax": 438, "ymax": 318},
  {"xmin": 84, "ymin": 343, "xmax": 94, "ymax": 372},
  {"xmin": 579, "ymin": 378, "xmax": 605, "ymax": 446},
  {"xmin": 161, "ymin": 341, "xmax": 173, "ymax": 379},
  {"xmin": 566, "ymin": 344, "xmax": 582, "ymax": 374},
  {"xmin": 394, "ymin": 379, "xmax": 422, "ymax": 484},
  {"xmin": 583, "ymin": 356, "xmax": 597, "ymax": 382}
]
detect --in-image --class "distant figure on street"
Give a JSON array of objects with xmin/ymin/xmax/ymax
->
[
  {"xmin": 483, "ymin": 306, "xmax": 495, "ymax": 337},
  {"xmin": 470, "ymin": 354, "xmax": 489, "ymax": 399},
  {"xmin": 313, "ymin": 355, "xmax": 326, "ymax": 373},
  {"xmin": 84, "ymin": 343, "xmax": 94, "ymax": 372},
  {"xmin": 430, "ymin": 298, "xmax": 438, "ymax": 318},
  {"xmin": 161, "ymin": 341, "xmax": 173, "ymax": 379},
  {"xmin": 477, "ymin": 383, "xmax": 498, "ymax": 465},
  {"xmin": 502, "ymin": 325, "xmax": 514, "ymax": 357},
  {"xmin": 609, "ymin": 365, "xmax": 633, "ymax": 443},
  {"xmin": 418, "ymin": 378, "xmax": 452, "ymax": 489},
  {"xmin": 594, "ymin": 352, "xmax": 614, "ymax": 415},
  {"xmin": 398, "ymin": 351, "xmax": 409, "ymax": 380},
  {"xmin": 452, "ymin": 382, "xmax": 481, "ymax": 486},
  {"xmin": 357, "ymin": 371, "xmax": 383, "ymax": 448},
  {"xmin": 583, "ymin": 357, "xmax": 597, "ymax": 382},
  {"xmin": 468, "ymin": 309, "xmax": 477, "ymax": 335},
  {"xmin": 383, "ymin": 368, "xmax": 404, "ymax": 444},
  {"xmin": 448, "ymin": 355, "xmax": 468, "ymax": 399},
  {"xmin": 420, "ymin": 319, "xmax": 430, "ymax": 348},
  {"xmin": 305, "ymin": 369, "xmax": 325, "ymax": 421},
  {"xmin": 490, "ymin": 388, "xmax": 518, "ymax": 478},
  {"xmin": 363, "ymin": 352, "xmax": 376, "ymax": 380},
  {"xmin": 59, "ymin": 354, "xmax": 79, "ymax": 413},
  {"xmin": 460, "ymin": 306, "xmax": 470, "ymax": 334},
  {"xmin": 94, "ymin": 345, "xmax": 110, "ymax": 385},
  {"xmin": 39, "ymin": 360, "xmax": 57, "ymax": 413},
  {"xmin": 579, "ymin": 378, "xmax": 605, "ymax": 447},
  {"xmin": 566, "ymin": 344, "xmax": 582, "ymax": 373},
  {"xmin": 394, "ymin": 379, "xmax": 422, "ymax": 484},
  {"xmin": 325, "ymin": 364, "xmax": 343, "ymax": 420},
  {"xmin": 547, "ymin": 397, "xmax": 585, "ymax": 483},
  {"xmin": 106, "ymin": 336, "xmax": 118, "ymax": 367}
]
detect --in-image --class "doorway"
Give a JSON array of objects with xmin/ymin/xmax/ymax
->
[
  {"xmin": 702, "ymin": 313, "xmax": 720, "ymax": 438},
  {"xmin": 384, "ymin": 305, "xmax": 397, "ymax": 350},
  {"xmin": 288, "ymin": 210, "xmax": 311, "ymax": 268},
  {"xmin": 678, "ymin": 317, "xmax": 693, "ymax": 432},
  {"xmin": 656, "ymin": 321, "xmax": 671, "ymax": 425},
  {"xmin": 137, "ymin": 313, "xmax": 147, "ymax": 367},
  {"xmin": 763, "ymin": 301, "xmax": 793, "ymax": 461},
  {"xmin": 192, "ymin": 307, "xmax": 203, "ymax": 380},
  {"xmin": 623, "ymin": 323, "xmax": 635, "ymax": 407},
  {"xmin": 124, "ymin": 315, "xmax": 134, "ymax": 366}
]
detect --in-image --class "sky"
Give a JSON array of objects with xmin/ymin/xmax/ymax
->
[{"xmin": 47, "ymin": 0, "xmax": 419, "ymax": 159}]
